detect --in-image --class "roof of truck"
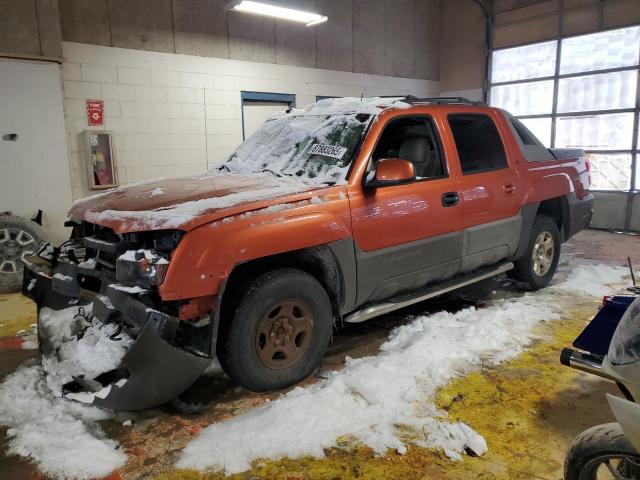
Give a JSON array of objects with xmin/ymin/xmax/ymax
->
[{"xmin": 271, "ymin": 96, "xmax": 487, "ymax": 119}]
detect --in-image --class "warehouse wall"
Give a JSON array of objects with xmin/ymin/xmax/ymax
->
[
  {"xmin": 439, "ymin": 0, "xmax": 487, "ymax": 101},
  {"xmin": 57, "ymin": 0, "xmax": 440, "ymax": 81},
  {"xmin": 0, "ymin": 0, "xmax": 62, "ymax": 58},
  {"xmin": 61, "ymin": 41, "xmax": 439, "ymax": 200}
]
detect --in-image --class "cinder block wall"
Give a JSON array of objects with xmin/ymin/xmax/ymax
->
[{"xmin": 62, "ymin": 42, "xmax": 439, "ymax": 200}]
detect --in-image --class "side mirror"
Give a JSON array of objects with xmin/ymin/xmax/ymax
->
[{"xmin": 365, "ymin": 158, "xmax": 416, "ymax": 188}]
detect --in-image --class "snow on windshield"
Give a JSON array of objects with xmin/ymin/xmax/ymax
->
[
  {"xmin": 221, "ymin": 112, "xmax": 372, "ymax": 185},
  {"xmin": 219, "ymin": 96, "xmax": 410, "ymax": 185}
]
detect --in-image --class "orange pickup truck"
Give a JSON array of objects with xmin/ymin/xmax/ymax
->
[{"xmin": 23, "ymin": 96, "xmax": 592, "ymax": 410}]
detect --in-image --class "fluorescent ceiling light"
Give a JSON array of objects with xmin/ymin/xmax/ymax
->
[{"xmin": 226, "ymin": 1, "xmax": 328, "ymax": 27}]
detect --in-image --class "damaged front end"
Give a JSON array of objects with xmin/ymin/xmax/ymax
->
[{"xmin": 22, "ymin": 222, "xmax": 213, "ymax": 411}]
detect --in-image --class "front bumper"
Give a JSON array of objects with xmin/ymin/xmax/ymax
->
[{"xmin": 22, "ymin": 248, "xmax": 210, "ymax": 411}]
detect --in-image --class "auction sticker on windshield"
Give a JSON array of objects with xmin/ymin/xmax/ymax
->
[{"xmin": 309, "ymin": 144, "xmax": 348, "ymax": 160}]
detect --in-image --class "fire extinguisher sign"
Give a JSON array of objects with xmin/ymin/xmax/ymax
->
[{"xmin": 86, "ymin": 99, "xmax": 104, "ymax": 126}]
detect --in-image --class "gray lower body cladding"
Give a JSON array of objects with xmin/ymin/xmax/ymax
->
[{"xmin": 22, "ymin": 253, "xmax": 210, "ymax": 411}]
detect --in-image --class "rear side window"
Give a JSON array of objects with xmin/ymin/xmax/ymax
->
[{"xmin": 448, "ymin": 114, "xmax": 508, "ymax": 174}]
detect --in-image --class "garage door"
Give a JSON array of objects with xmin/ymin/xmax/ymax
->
[{"xmin": 0, "ymin": 58, "xmax": 72, "ymax": 244}]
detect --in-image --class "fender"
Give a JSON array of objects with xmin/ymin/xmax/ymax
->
[
  {"xmin": 521, "ymin": 169, "xmax": 573, "ymax": 206},
  {"xmin": 159, "ymin": 193, "xmax": 352, "ymax": 300}
]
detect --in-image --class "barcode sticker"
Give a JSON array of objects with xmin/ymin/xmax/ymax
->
[{"xmin": 309, "ymin": 144, "xmax": 348, "ymax": 159}]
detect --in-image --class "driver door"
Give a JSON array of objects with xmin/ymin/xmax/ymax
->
[{"xmin": 348, "ymin": 114, "xmax": 463, "ymax": 306}]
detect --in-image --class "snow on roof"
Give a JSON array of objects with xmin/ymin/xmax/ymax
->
[
  {"xmin": 177, "ymin": 262, "xmax": 628, "ymax": 475},
  {"xmin": 270, "ymin": 96, "xmax": 412, "ymax": 120}
]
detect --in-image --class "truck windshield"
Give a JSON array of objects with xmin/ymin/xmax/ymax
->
[{"xmin": 220, "ymin": 112, "xmax": 372, "ymax": 185}]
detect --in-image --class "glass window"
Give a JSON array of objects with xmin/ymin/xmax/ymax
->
[
  {"xmin": 372, "ymin": 116, "xmax": 446, "ymax": 180},
  {"xmin": 492, "ymin": 40, "xmax": 557, "ymax": 83},
  {"xmin": 560, "ymin": 26, "xmax": 640, "ymax": 75},
  {"xmin": 519, "ymin": 117, "xmax": 552, "ymax": 147},
  {"xmin": 555, "ymin": 112, "xmax": 635, "ymax": 150},
  {"xmin": 490, "ymin": 80, "xmax": 554, "ymax": 116},
  {"xmin": 586, "ymin": 153, "xmax": 632, "ymax": 191},
  {"xmin": 448, "ymin": 114, "xmax": 508, "ymax": 174},
  {"xmin": 557, "ymin": 70, "xmax": 638, "ymax": 113}
]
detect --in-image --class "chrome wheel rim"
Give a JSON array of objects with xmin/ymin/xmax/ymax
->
[
  {"xmin": 0, "ymin": 228, "xmax": 37, "ymax": 274},
  {"xmin": 532, "ymin": 231, "xmax": 554, "ymax": 277},
  {"xmin": 255, "ymin": 299, "xmax": 314, "ymax": 370}
]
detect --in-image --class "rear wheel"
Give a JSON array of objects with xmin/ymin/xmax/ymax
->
[
  {"xmin": 565, "ymin": 423, "xmax": 640, "ymax": 480},
  {"xmin": 511, "ymin": 215, "xmax": 560, "ymax": 290},
  {"xmin": 0, "ymin": 215, "xmax": 46, "ymax": 293},
  {"xmin": 221, "ymin": 268, "xmax": 333, "ymax": 392}
]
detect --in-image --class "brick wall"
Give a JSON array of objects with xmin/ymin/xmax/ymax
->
[{"xmin": 62, "ymin": 42, "xmax": 439, "ymax": 200}]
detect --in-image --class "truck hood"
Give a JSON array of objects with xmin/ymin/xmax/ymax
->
[{"xmin": 69, "ymin": 172, "xmax": 318, "ymax": 233}]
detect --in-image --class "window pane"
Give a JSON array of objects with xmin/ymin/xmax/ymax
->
[
  {"xmin": 448, "ymin": 114, "xmax": 508, "ymax": 174},
  {"xmin": 557, "ymin": 70, "xmax": 638, "ymax": 113},
  {"xmin": 519, "ymin": 117, "xmax": 552, "ymax": 146},
  {"xmin": 560, "ymin": 26, "xmax": 640, "ymax": 74},
  {"xmin": 555, "ymin": 113, "xmax": 634, "ymax": 150},
  {"xmin": 492, "ymin": 40, "xmax": 557, "ymax": 82},
  {"xmin": 586, "ymin": 153, "xmax": 632, "ymax": 191},
  {"xmin": 490, "ymin": 80, "xmax": 554, "ymax": 116}
]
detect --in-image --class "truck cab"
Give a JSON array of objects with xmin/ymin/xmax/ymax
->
[{"xmin": 23, "ymin": 96, "xmax": 593, "ymax": 410}]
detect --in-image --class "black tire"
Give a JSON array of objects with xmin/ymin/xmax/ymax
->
[
  {"xmin": 565, "ymin": 423, "xmax": 640, "ymax": 480},
  {"xmin": 511, "ymin": 215, "xmax": 560, "ymax": 290},
  {"xmin": 221, "ymin": 268, "xmax": 333, "ymax": 392},
  {"xmin": 0, "ymin": 215, "xmax": 46, "ymax": 293}
]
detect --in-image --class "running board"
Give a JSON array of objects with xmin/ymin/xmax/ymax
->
[{"xmin": 344, "ymin": 262, "xmax": 514, "ymax": 324}]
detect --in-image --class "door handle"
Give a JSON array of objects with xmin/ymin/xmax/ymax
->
[
  {"xmin": 2, "ymin": 133, "xmax": 17, "ymax": 141},
  {"xmin": 503, "ymin": 183, "xmax": 517, "ymax": 195},
  {"xmin": 441, "ymin": 192, "xmax": 459, "ymax": 207}
]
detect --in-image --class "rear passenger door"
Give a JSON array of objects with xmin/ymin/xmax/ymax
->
[{"xmin": 445, "ymin": 112, "xmax": 524, "ymax": 272}]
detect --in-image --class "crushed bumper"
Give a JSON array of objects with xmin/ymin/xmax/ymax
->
[{"xmin": 22, "ymin": 249, "xmax": 211, "ymax": 411}]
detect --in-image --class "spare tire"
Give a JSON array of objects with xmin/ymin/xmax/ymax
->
[{"xmin": 0, "ymin": 215, "xmax": 47, "ymax": 293}]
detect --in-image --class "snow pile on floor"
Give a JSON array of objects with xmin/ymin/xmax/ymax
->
[
  {"xmin": 0, "ymin": 365, "xmax": 126, "ymax": 479},
  {"xmin": 38, "ymin": 306, "xmax": 133, "ymax": 397},
  {"xmin": 552, "ymin": 263, "xmax": 628, "ymax": 298},
  {"xmin": 178, "ymin": 264, "xmax": 628, "ymax": 474}
]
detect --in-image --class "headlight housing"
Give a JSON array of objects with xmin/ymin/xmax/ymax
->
[{"xmin": 116, "ymin": 249, "xmax": 170, "ymax": 287}]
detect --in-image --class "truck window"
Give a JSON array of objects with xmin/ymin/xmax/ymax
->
[
  {"xmin": 448, "ymin": 114, "xmax": 508, "ymax": 174},
  {"xmin": 372, "ymin": 116, "xmax": 446, "ymax": 180}
]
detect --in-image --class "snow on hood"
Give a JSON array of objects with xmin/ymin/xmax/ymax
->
[{"xmin": 70, "ymin": 172, "xmax": 316, "ymax": 232}]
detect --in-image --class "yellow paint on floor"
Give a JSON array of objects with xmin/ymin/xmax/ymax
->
[
  {"xmin": 0, "ymin": 293, "xmax": 36, "ymax": 337},
  {"xmin": 153, "ymin": 302, "xmax": 617, "ymax": 480}
]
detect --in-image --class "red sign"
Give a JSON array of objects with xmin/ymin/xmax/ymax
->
[{"xmin": 86, "ymin": 99, "xmax": 104, "ymax": 126}]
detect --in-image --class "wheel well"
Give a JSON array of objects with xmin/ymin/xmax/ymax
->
[
  {"xmin": 216, "ymin": 247, "xmax": 342, "ymax": 356},
  {"xmin": 536, "ymin": 196, "xmax": 568, "ymax": 241}
]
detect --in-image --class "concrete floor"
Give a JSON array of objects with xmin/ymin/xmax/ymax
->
[{"xmin": 0, "ymin": 229, "xmax": 637, "ymax": 480}]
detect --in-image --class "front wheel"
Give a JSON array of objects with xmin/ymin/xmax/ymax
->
[
  {"xmin": 221, "ymin": 268, "xmax": 333, "ymax": 392},
  {"xmin": 565, "ymin": 423, "xmax": 640, "ymax": 480},
  {"xmin": 511, "ymin": 215, "xmax": 561, "ymax": 290}
]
